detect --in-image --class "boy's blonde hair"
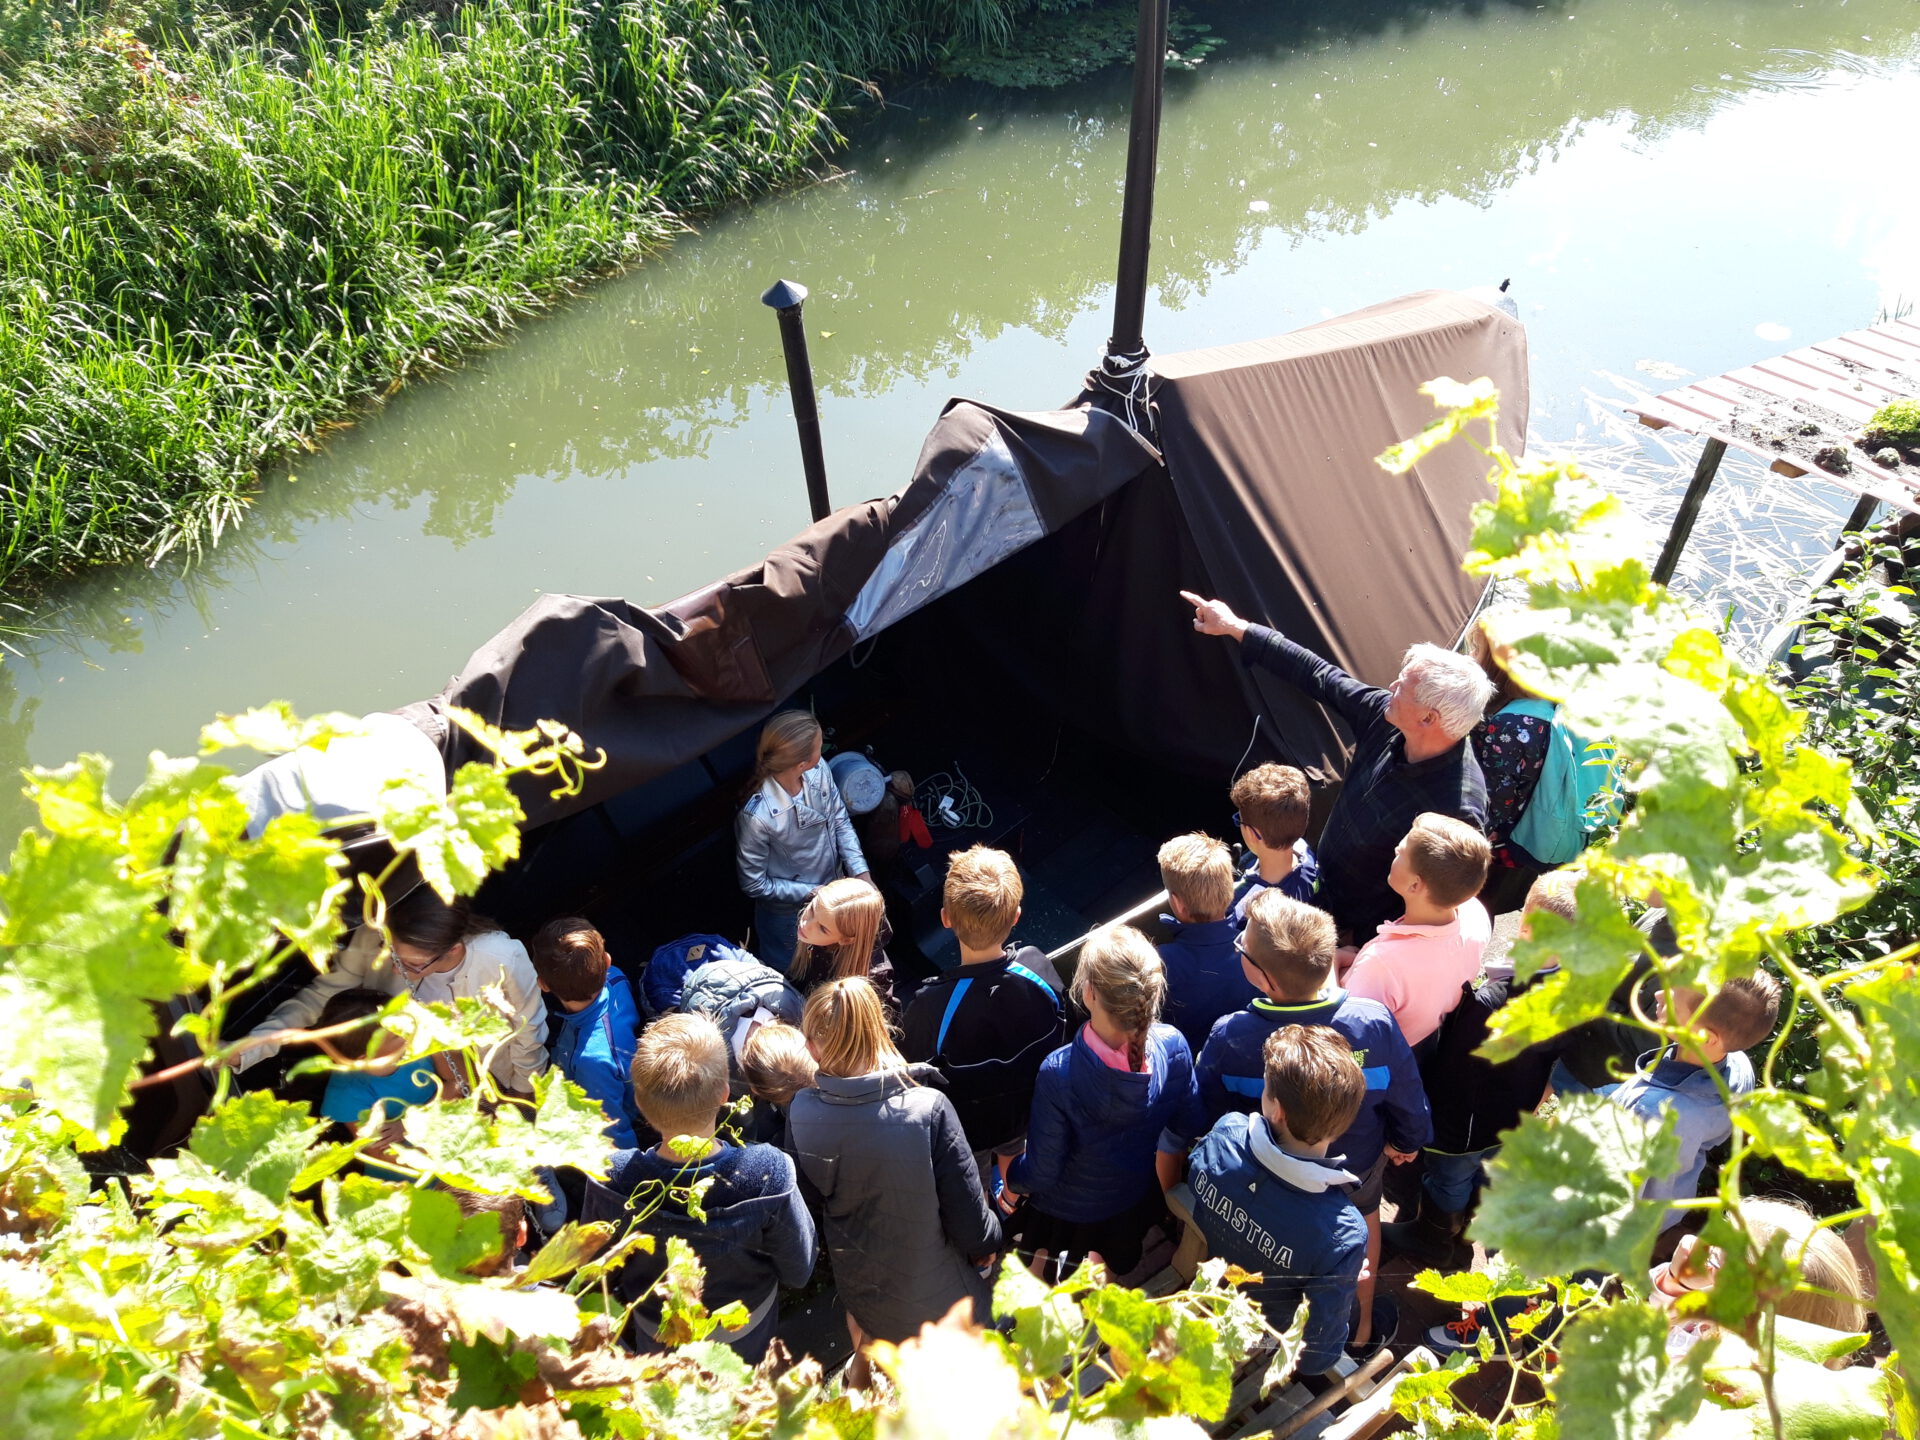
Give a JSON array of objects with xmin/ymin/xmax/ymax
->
[
  {"xmin": 1744, "ymin": 1200, "xmax": 1869, "ymax": 1335},
  {"xmin": 802, "ymin": 977, "xmax": 910, "ymax": 1080},
  {"xmin": 742, "ymin": 1021, "xmax": 817, "ymax": 1105},
  {"xmin": 944, "ymin": 846, "xmax": 1023, "ymax": 951},
  {"xmin": 1522, "ymin": 869, "xmax": 1580, "ymax": 925},
  {"xmin": 1690, "ymin": 971, "xmax": 1783, "ymax": 1054},
  {"xmin": 630, "ymin": 1013, "xmax": 730, "ymax": 1139},
  {"xmin": 1241, "ymin": 892, "xmax": 1338, "ymax": 1001},
  {"xmin": 1403, "ymin": 812, "xmax": 1492, "ymax": 909},
  {"xmin": 1158, "ymin": 833, "xmax": 1234, "ymax": 924},
  {"xmin": 1074, "ymin": 925, "xmax": 1167, "ymax": 1072},
  {"xmin": 1263, "ymin": 1026, "xmax": 1365, "ymax": 1146},
  {"xmin": 1231, "ymin": 764, "xmax": 1310, "ymax": 849},
  {"xmin": 793, "ymin": 877, "xmax": 886, "ymax": 985}
]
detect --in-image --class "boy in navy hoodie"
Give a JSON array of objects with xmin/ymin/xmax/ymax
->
[
  {"xmin": 1159, "ymin": 890, "xmax": 1428, "ymax": 1352},
  {"xmin": 1154, "ymin": 833, "xmax": 1251, "ymax": 1052},
  {"xmin": 584, "ymin": 1013, "xmax": 816, "ymax": 1362},
  {"xmin": 1228, "ymin": 763, "xmax": 1320, "ymax": 927},
  {"xmin": 1188, "ymin": 1025, "xmax": 1369, "ymax": 1375},
  {"xmin": 530, "ymin": 918, "xmax": 646, "ymax": 1149}
]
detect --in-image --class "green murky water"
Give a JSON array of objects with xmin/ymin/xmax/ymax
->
[{"xmin": 6, "ymin": 0, "xmax": 1918, "ymax": 816}]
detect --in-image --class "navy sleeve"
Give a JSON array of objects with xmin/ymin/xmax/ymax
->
[
  {"xmin": 1006, "ymin": 1051, "xmax": 1071, "ymax": 1196},
  {"xmin": 1240, "ymin": 625, "xmax": 1388, "ymax": 735},
  {"xmin": 1162, "ymin": 1031, "xmax": 1221, "ymax": 1152},
  {"xmin": 760, "ymin": 1148, "xmax": 818, "ymax": 1289},
  {"xmin": 1297, "ymin": 1230, "xmax": 1366, "ymax": 1374},
  {"xmin": 929, "ymin": 1092, "xmax": 1002, "ymax": 1258},
  {"xmin": 1378, "ymin": 1021, "xmax": 1434, "ymax": 1153},
  {"xmin": 899, "ymin": 985, "xmax": 941, "ymax": 1064}
]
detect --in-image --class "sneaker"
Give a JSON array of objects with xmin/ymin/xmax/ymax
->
[
  {"xmin": 1427, "ymin": 1306, "xmax": 1487, "ymax": 1355},
  {"xmin": 1345, "ymin": 1295, "xmax": 1399, "ymax": 1362}
]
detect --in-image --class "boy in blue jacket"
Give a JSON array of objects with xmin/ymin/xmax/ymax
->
[
  {"xmin": 1155, "ymin": 833, "xmax": 1252, "ymax": 1052},
  {"xmin": 1227, "ymin": 764, "xmax": 1321, "ymax": 928},
  {"xmin": 1188, "ymin": 1025, "xmax": 1369, "ymax": 1375},
  {"xmin": 530, "ymin": 917, "xmax": 646, "ymax": 1149},
  {"xmin": 1159, "ymin": 890, "xmax": 1429, "ymax": 1352}
]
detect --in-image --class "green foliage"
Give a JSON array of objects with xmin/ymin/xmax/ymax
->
[
  {"xmin": 1862, "ymin": 398, "xmax": 1920, "ymax": 450},
  {"xmin": 939, "ymin": 0, "xmax": 1220, "ymax": 89},
  {"xmin": 1374, "ymin": 385, "xmax": 1905, "ymax": 1437}
]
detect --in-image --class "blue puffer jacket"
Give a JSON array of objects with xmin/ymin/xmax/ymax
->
[
  {"xmin": 549, "ymin": 969, "xmax": 645, "ymax": 1150},
  {"xmin": 1157, "ymin": 917, "xmax": 1255, "ymax": 1054},
  {"xmin": 1008, "ymin": 1024, "xmax": 1192, "ymax": 1223}
]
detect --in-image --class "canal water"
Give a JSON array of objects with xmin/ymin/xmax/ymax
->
[{"xmin": 5, "ymin": 0, "xmax": 1918, "ymax": 830}]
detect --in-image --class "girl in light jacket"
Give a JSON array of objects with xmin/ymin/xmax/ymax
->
[
  {"xmin": 228, "ymin": 888, "xmax": 547, "ymax": 1096},
  {"xmin": 736, "ymin": 711, "xmax": 869, "ymax": 971},
  {"xmin": 789, "ymin": 978, "xmax": 999, "ymax": 1382},
  {"xmin": 1007, "ymin": 924, "xmax": 1191, "ymax": 1282}
]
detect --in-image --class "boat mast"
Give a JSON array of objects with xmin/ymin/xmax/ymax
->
[
  {"xmin": 1106, "ymin": 0, "xmax": 1170, "ymax": 363},
  {"xmin": 762, "ymin": 278, "xmax": 833, "ymax": 522}
]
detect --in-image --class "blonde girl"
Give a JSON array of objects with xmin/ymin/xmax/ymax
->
[
  {"xmin": 788, "ymin": 978, "xmax": 999, "ymax": 1374},
  {"xmin": 1006, "ymin": 924, "xmax": 1193, "ymax": 1282},
  {"xmin": 735, "ymin": 710, "xmax": 870, "ymax": 970},
  {"xmin": 794, "ymin": 876, "xmax": 895, "ymax": 1014}
]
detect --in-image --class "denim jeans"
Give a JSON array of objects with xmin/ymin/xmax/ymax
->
[
  {"xmin": 1423, "ymin": 1148, "xmax": 1493, "ymax": 1213},
  {"xmin": 752, "ymin": 900, "xmax": 804, "ymax": 973}
]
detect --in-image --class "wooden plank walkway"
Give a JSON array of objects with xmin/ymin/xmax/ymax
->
[{"xmin": 1626, "ymin": 319, "xmax": 1920, "ymax": 515}]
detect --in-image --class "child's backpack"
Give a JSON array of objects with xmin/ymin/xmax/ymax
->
[
  {"xmin": 678, "ymin": 957, "xmax": 806, "ymax": 1092},
  {"xmin": 642, "ymin": 933, "xmax": 757, "ymax": 1017},
  {"xmin": 1504, "ymin": 699, "xmax": 1623, "ymax": 866}
]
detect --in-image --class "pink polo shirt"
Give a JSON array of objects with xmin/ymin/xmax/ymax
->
[{"xmin": 1344, "ymin": 899, "xmax": 1493, "ymax": 1047}]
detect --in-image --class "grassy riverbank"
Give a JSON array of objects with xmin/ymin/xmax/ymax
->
[{"xmin": 0, "ymin": 0, "xmax": 1017, "ymax": 595}]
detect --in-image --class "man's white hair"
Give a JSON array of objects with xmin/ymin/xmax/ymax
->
[{"xmin": 1399, "ymin": 643, "xmax": 1496, "ymax": 739}]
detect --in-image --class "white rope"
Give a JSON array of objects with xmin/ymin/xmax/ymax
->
[{"xmin": 1091, "ymin": 343, "xmax": 1158, "ymax": 436}]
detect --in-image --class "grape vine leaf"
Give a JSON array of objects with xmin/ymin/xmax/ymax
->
[
  {"xmin": 0, "ymin": 824, "xmax": 200, "ymax": 1144},
  {"xmin": 1551, "ymin": 1301, "xmax": 1709, "ymax": 1440},
  {"xmin": 1475, "ymin": 1094, "xmax": 1681, "ymax": 1282},
  {"xmin": 1082, "ymin": 1283, "xmax": 1234, "ymax": 1421},
  {"xmin": 186, "ymin": 1090, "xmax": 325, "ymax": 1204},
  {"xmin": 1729, "ymin": 1092, "xmax": 1845, "ymax": 1183},
  {"xmin": 1482, "ymin": 887, "xmax": 1646, "ymax": 1062},
  {"xmin": 378, "ymin": 762, "xmax": 522, "ymax": 901}
]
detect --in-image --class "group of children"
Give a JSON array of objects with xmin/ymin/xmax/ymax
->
[{"xmin": 309, "ymin": 754, "xmax": 1814, "ymax": 1379}]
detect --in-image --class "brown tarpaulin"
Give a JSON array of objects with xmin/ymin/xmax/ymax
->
[{"xmin": 994, "ymin": 289, "xmax": 1528, "ymax": 781}]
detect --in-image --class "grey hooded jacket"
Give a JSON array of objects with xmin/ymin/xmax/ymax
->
[{"xmin": 789, "ymin": 1068, "xmax": 1001, "ymax": 1343}]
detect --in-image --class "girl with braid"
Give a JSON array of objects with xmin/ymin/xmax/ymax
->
[{"xmin": 1007, "ymin": 925, "xmax": 1193, "ymax": 1281}]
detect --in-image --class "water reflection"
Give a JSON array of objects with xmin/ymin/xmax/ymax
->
[{"xmin": 3, "ymin": 0, "xmax": 1918, "ymax": 789}]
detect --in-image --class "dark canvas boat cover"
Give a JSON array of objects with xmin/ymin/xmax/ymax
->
[
  {"xmin": 253, "ymin": 289, "xmax": 1524, "ymax": 845},
  {"xmin": 398, "ymin": 401, "xmax": 1162, "ymax": 829}
]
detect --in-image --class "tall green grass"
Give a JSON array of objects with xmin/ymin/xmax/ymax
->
[{"xmin": 0, "ymin": 0, "xmax": 894, "ymax": 592}]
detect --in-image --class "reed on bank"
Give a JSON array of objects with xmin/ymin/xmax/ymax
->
[{"xmin": 0, "ymin": 0, "xmax": 1017, "ymax": 595}]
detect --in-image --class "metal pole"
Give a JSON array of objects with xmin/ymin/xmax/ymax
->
[
  {"xmin": 1106, "ymin": 0, "xmax": 1169, "ymax": 359},
  {"xmin": 760, "ymin": 278, "xmax": 831, "ymax": 522},
  {"xmin": 1652, "ymin": 437, "xmax": 1727, "ymax": 586}
]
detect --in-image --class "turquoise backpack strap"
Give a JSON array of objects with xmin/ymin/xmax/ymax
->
[
  {"xmin": 935, "ymin": 977, "xmax": 974, "ymax": 1054},
  {"xmin": 1006, "ymin": 961, "xmax": 1056, "ymax": 998}
]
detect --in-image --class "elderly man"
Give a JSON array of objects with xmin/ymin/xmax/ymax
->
[{"xmin": 1182, "ymin": 591, "xmax": 1492, "ymax": 944}]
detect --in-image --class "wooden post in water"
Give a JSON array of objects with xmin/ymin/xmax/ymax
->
[
  {"xmin": 762, "ymin": 278, "xmax": 832, "ymax": 522},
  {"xmin": 1106, "ymin": 0, "xmax": 1170, "ymax": 361},
  {"xmin": 1652, "ymin": 437, "xmax": 1727, "ymax": 586}
]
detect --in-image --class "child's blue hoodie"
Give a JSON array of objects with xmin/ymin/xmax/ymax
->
[
  {"xmin": 1157, "ymin": 916, "xmax": 1256, "ymax": 1054},
  {"xmin": 1162, "ymin": 988, "xmax": 1431, "ymax": 1177},
  {"xmin": 550, "ymin": 968, "xmax": 645, "ymax": 1149}
]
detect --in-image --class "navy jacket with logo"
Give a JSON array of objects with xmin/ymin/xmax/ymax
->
[
  {"xmin": 1163, "ymin": 988, "xmax": 1431, "ymax": 1175},
  {"xmin": 901, "ymin": 947, "xmax": 1065, "ymax": 1154},
  {"xmin": 1188, "ymin": 1110, "xmax": 1368, "ymax": 1374}
]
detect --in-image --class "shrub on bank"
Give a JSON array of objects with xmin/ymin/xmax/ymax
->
[{"xmin": 0, "ymin": 0, "xmax": 839, "ymax": 591}]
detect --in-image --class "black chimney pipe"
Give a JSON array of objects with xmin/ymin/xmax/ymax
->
[
  {"xmin": 761, "ymin": 278, "xmax": 831, "ymax": 522},
  {"xmin": 1106, "ymin": 0, "xmax": 1169, "ymax": 360}
]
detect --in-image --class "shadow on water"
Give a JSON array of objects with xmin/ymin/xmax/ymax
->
[{"xmin": 1, "ymin": 0, "xmax": 1917, "ymax": 798}]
